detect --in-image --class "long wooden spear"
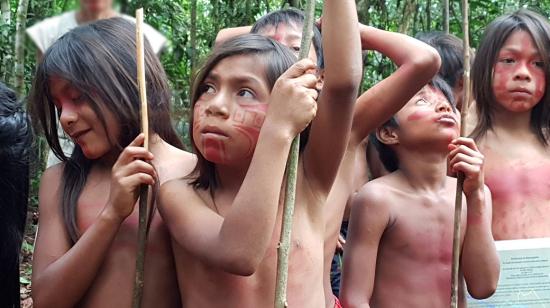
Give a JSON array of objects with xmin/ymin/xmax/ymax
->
[
  {"xmin": 274, "ymin": 1, "xmax": 316, "ymax": 307},
  {"xmin": 450, "ymin": 0, "xmax": 471, "ymax": 306},
  {"xmin": 132, "ymin": 8, "xmax": 150, "ymax": 308}
]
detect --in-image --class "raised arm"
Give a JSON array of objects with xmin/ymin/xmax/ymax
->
[
  {"xmin": 448, "ymin": 137, "xmax": 499, "ymax": 299},
  {"xmin": 159, "ymin": 60, "xmax": 318, "ymax": 276},
  {"xmin": 350, "ymin": 25, "xmax": 441, "ymax": 146},
  {"xmin": 32, "ymin": 135, "xmax": 155, "ymax": 308},
  {"xmin": 303, "ymin": 0, "xmax": 362, "ymax": 194},
  {"xmin": 340, "ymin": 184, "xmax": 390, "ymax": 308}
]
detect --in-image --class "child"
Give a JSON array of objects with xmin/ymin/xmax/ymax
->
[
  {"xmin": 159, "ymin": 0, "xmax": 362, "ymax": 306},
  {"xmin": 471, "ymin": 9, "xmax": 550, "ymax": 240},
  {"xmin": 340, "ymin": 78, "xmax": 500, "ymax": 307},
  {"xmin": 29, "ymin": 18, "xmax": 195, "ymax": 307},
  {"xmin": 0, "ymin": 82, "xmax": 32, "ymax": 308},
  {"xmin": 240, "ymin": 9, "xmax": 441, "ymax": 306}
]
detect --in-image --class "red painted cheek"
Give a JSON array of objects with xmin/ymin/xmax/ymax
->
[
  {"xmin": 406, "ymin": 110, "xmax": 431, "ymax": 121},
  {"xmin": 202, "ymin": 138, "xmax": 226, "ymax": 164}
]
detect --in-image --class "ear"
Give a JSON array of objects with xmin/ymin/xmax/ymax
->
[
  {"xmin": 316, "ymin": 70, "xmax": 324, "ymax": 91},
  {"xmin": 376, "ymin": 126, "xmax": 399, "ymax": 145}
]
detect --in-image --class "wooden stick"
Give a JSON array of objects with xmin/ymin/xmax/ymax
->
[
  {"xmin": 132, "ymin": 8, "xmax": 150, "ymax": 308},
  {"xmin": 274, "ymin": 1, "xmax": 316, "ymax": 307},
  {"xmin": 450, "ymin": 0, "xmax": 470, "ymax": 306}
]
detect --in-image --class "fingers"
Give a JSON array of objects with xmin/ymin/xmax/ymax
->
[
  {"xmin": 114, "ymin": 134, "xmax": 154, "ymax": 167},
  {"xmin": 448, "ymin": 137, "xmax": 484, "ymax": 175},
  {"xmin": 281, "ymin": 58, "xmax": 317, "ymax": 79}
]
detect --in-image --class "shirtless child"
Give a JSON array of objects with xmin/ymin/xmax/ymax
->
[{"xmin": 340, "ymin": 78, "xmax": 499, "ymax": 307}]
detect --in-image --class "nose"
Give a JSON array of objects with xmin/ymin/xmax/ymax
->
[
  {"xmin": 435, "ymin": 99, "xmax": 452, "ymax": 113},
  {"xmin": 204, "ymin": 92, "xmax": 230, "ymax": 118},
  {"xmin": 58, "ymin": 101, "xmax": 78, "ymax": 129},
  {"xmin": 514, "ymin": 62, "xmax": 532, "ymax": 81}
]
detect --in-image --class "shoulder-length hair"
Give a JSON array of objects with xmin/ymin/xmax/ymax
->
[
  {"xmin": 187, "ymin": 34, "xmax": 300, "ymax": 191},
  {"xmin": 29, "ymin": 17, "xmax": 183, "ymax": 244},
  {"xmin": 471, "ymin": 9, "xmax": 550, "ymax": 145}
]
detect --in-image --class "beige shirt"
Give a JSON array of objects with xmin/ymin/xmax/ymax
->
[{"xmin": 26, "ymin": 10, "xmax": 167, "ymax": 54}]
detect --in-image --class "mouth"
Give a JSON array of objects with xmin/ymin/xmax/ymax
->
[
  {"xmin": 201, "ymin": 125, "xmax": 229, "ymax": 138},
  {"xmin": 70, "ymin": 129, "xmax": 91, "ymax": 142},
  {"xmin": 510, "ymin": 88, "xmax": 532, "ymax": 95},
  {"xmin": 436, "ymin": 114, "xmax": 457, "ymax": 125}
]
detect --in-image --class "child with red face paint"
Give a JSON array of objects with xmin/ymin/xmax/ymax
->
[
  {"xmin": 470, "ymin": 9, "xmax": 550, "ymax": 240},
  {"xmin": 29, "ymin": 18, "xmax": 195, "ymax": 307},
  {"xmin": 158, "ymin": 1, "xmax": 361, "ymax": 306},
  {"xmin": 340, "ymin": 77, "xmax": 500, "ymax": 308}
]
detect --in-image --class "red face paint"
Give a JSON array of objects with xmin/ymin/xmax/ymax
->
[{"xmin": 492, "ymin": 30, "xmax": 546, "ymax": 113}]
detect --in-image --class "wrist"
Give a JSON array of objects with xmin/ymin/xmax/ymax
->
[
  {"xmin": 260, "ymin": 119, "xmax": 296, "ymax": 145},
  {"xmin": 99, "ymin": 205, "xmax": 126, "ymax": 226}
]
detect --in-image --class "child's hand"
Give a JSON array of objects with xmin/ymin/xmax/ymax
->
[
  {"xmin": 448, "ymin": 137, "xmax": 485, "ymax": 198},
  {"xmin": 358, "ymin": 23, "xmax": 374, "ymax": 50},
  {"xmin": 105, "ymin": 133, "xmax": 156, "ymax": 222},
  {"xmin": 266, "ymin": 58, "xmax": 319, "ymax": 139}
]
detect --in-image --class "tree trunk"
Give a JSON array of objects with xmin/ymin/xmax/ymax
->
[
  {"xmin": 357, "ymin": 0, "xmax": 371, "ymax": 25},
  {"xmin": 443, "ymin": 0, "xmax": 449, "ymax": 33},
  {"xmin": 1, "ymin": 0, "xmax": 10, "ymax": 24},
  {"xmin": 190, "ymin": 0, "xmax": 197, "ymax": 77},
  {"xmin": 15, "ymin": 0, "xmax": 29, "ymax": 98},
  {"xmin": 398, "ymin": 0, "xmax": 416, "ymax": 34},
  {"xmin": 426, "ymin": 0, "xmax": 431, "ymax": 31}
]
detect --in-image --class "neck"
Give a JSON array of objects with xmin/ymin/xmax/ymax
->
[
  {"xmin": 395, "ymin": 146, "xmax": 449, "ymax": 192},
  {"xmin": 76, "ymin": 8, "xmax": 117, "ymax": 24},
  {"xmin": 215, "ymin": 160, "xmax": 250, "ymax": 193},
  {"xmin": 492, "ymin": 108, "xmax": 532, "ymax": 134}
]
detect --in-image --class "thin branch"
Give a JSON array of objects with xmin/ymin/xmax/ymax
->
[
  {"xmin": 274, "ymin": 0, "xmax": 315, "ymax": 307},
  {"xmin": 450, "ymin": 0, "xmax": 470, "ymax": 306},
  {"xmin": 132, "ymin": 8, "xmax": 150, "ymax": 308}
]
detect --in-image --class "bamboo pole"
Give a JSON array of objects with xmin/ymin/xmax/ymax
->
[
  {"xmin": 132, "ymin": 8, "xmax": 150, "ymax": 308},
  {"xmin": 274, "ymin": 1, "xmax": 316, "ymax": 307},
  {"xmin": 450, "ymin": 0, "xmax": 470, "ymax": 306}
]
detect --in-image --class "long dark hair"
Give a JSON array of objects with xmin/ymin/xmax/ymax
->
[
  {"xmin": 0, "ymin": 82, "xmax": 32, "ymax": 308},
  {"xmin": 29, "ymin": 18, "xmax": 183, "ymax": 244},
  {"xmin": 471, "ymin": 9, "xmax": 550, "ymax": 145},
  {"xmin": 188, "ymin": 34, "xmax": 298, "ymax": 191}
]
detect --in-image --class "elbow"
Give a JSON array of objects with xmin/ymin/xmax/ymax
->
[
  {"xmin": 411, "ymin": 46, "xmax": 441, "ymax": 80},
  {"xmin": 467, "ymin": 273, "xmax": 499, "ymax": 299},
  {"xmin": 220, "ymin": 254, "xmax": 262, "ymax": 276},
  {"xmin": 468, "ymin": 284, "xmax": 497, "ymax": 300}
]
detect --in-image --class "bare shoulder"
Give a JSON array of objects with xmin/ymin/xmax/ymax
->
[
  {"xmin": 154, "ymin": 141, "xmax": 197, "ymax": 184},
  {"xmin": 354, "ymin": 173, "xmax": 399, "ymax": 208},
  {"xmin": 39, "ymin": 163, "xmax": 65, "ymax": 209},
  {"xmin": 352, "ymin": 174, "xmax": 400, "ymax": 224}
]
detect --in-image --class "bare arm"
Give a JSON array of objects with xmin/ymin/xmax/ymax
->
[
  {"xmin": 448, "ymin": 137, "xmax": 499, "ymax": 299},
  {"xmin": 351, "ymin": 25, "xmax": 441, "ymax": 146},
  {"xmin": 159, "ymin": 60, "xmax": 318, "ymax": 276},
  {"xmin": 32, "ymin": 135, "xmax": 155, "ymax": 308},
  {"xmin": 214, "ymin": 26, "xmax": 252, "ymax": 47},
  {"xmin": 340, "ymin": 184, "xmax": 390, "ymax": 308},
  {"xmin": 303, "ymin": 0, "xmax": 362, "ymax": 194}
]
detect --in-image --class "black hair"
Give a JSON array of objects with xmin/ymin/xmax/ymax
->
[
  {"xmin": 471, "ymin": 9, "xmax": 550, "ymax": 145},
  {"xmin": 251, "ymin": 8, "xmax": 324, "ymax": 69},
  {"xmin": 188, "ymin": 34, "xmax": 300, "ymax": 191},
  {"xmin": 29, "ymin": 18, "xmax": 183, "ymax": 243},
  {"xmin": 0, "ymin": 82, "xmax": 32, "ymax": 308}
]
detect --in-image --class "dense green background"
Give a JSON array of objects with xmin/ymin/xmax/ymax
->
[{"xmin": 1, "ymin": 0, "xmax": 550, "ymax": 299}]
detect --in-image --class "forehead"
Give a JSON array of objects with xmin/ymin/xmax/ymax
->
[
  {"xmin": 208, "ymin": 54, "xmax": 269, "ymax": 86},
  {"xmin": 411, "ymin": 85, "xmax": 447, "ymax": 103},
  {"xmin": 499, "ymin": 30, "xmax": 540, "ymax": 55},
  {"xmin": 257, "ymin": 22, "xmax": 318, "ymax": 64}
]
